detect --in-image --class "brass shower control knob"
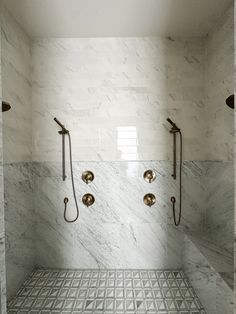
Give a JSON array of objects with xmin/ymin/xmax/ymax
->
[
  {"xmin": 82, "ymin": 194, "xmax": 95, "ymax": 207},
  {"xmin": 143, "ymin": 170, "xmax": 156, "ymax": 183},
  {"xmin": 143, "ymin": 194, "xmax": 156, "ymax": 207},
  {"xmin": 82, "ymin": 171, "xmax": 94, "ymax": 184}
]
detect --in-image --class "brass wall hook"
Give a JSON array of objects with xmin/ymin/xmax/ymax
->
[
  {"xmin": 82, "ymin": 194, "xmax": 95, "ymax": 207},
  {"xmin": 143, "ymin": 170, "xmax": 156, "ymax": 183},
  {"xmin": 143, "ymin": 194, "xmax": 156, "ymax": 207},
  {"xmin": 82, "ymin": 171, "xmax": 94, "ymax": 184}
]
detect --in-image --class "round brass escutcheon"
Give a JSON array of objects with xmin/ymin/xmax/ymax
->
[
  {"xmin": 143, "ymin": 193, "xmax": 156, "ymax": 207},
  {"xmin": 82, "ymin": 170, "xmax": 94, "ymax": 184},
  {"xmin": 82, "ymin": 193, "xmax": 95, "ymax": 207},
  {"xmin": 143, "ymin": 169, "xmax": 156, "ymax": 183}
]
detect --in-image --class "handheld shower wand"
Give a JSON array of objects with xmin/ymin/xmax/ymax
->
[
  {"xmin": 167, "ymin": 118, "xmax": 182, "ymax": 226},
  {"xmin": 54, "ymin": 118, "xmax": 79, "ymax": 223}
]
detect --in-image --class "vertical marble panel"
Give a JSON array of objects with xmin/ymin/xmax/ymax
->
[
  {"xmin": 205, "ymin": 5, "xmax": 234, "ymax": 162},
  {"xmin": 204, "ymin": 3, "xmax": 234, "ymax": 254},
  {"xmin": 0, "ymin": 8, "xmax": 6, "ymax": 313},
  {"xmin": 1, "ymin": 7, "xmax": 34, "ymax": 303},
  {"xmin": 4, "ymin": 163, "xmax": 35, "ymax": 300},
  {"xmin": 205, "ymin": 161, "xmax": 234, "ymax": 253},
  {"xmin": 1, "ymin": 7, "xmax": 32, "ymax": 163},
  {"xmin": 183, "ymin": 235, "xmax": 233, "ymax": 314}
]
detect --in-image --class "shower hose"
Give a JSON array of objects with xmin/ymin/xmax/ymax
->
[
  {"xmin": 63, "ymin": 133, "xmax": 80, "ymax": 223},
  {"xmin": 171, "ymin": 131, "xmax": 182, "ymax": 226}
]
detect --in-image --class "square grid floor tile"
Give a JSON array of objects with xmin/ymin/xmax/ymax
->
[{"xmin": 8, "ymin": 269, "xmax": 206, "ymax": 314}]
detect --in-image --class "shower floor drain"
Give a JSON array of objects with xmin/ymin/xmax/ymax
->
[{"xmin": 8, "ymin": 269, "xmax": 206, "ymax": 313}]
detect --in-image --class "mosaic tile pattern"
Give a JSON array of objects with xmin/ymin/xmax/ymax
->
[{"xmin": 8, "ymin": 269, "xmax": 206, "ymax": 314}]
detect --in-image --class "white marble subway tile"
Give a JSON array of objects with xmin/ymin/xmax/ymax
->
[
  {"xmin": 32, "ymin": 36, "xmax": 206, "ymax": 162},
  {"xmin": 1, "ymin": 8, "xmax": 32, "ymax": 164}
]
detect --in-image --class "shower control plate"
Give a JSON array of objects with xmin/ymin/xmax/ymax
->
[
  {"xmin": 82, "ymin": 194, "xmax": 95, "ymax": 207},
  {"xmin": 82, "ymin": 171, "xmax": 94, "ymax": 184},
  {"xmin": 143, "ymin": 194, "xmax": 156, "ymax": 207},
  {"xmin": 143, "ymin": 170, "xmax": 156, "ymax": 183}
]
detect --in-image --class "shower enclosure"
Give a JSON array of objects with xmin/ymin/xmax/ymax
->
[{"xmin": 0, "ymin": 1, "xmax": 234, "ymax": 313}]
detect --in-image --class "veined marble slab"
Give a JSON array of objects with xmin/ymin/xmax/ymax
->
[
  {"xmin": 184, "ymin": 234, "xmax": 234, "ymax": 314},
  {"xmin": 3, "ymin": 163, "xmax": 35, "ymax": 301},
  {"xmin": 32, "ymin": 160, "xmax": 206, "ymax": 269}
]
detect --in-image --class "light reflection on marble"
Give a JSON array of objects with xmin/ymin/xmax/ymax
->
[{"xmin": 32, "ymin": 36, "xmax": 206, "ymax": 162}]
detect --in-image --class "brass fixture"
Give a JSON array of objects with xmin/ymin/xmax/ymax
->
[
  {"xmin": 82, "ymin": 171, "xmax": 94, "ymax": 184},
  {"xmin": 82, "ymin": 194, "xmax": 95, "ymax": 207},
  {"xmin": 143, "ymin": 170, "xmax": 156, "ymax": 183},
  {"xmin": 143, "ymin": 194, "xmax": 156, "ymax": 207},
  {"xmin": 166, "ymin": 117, "xmax": 182, "ymax": 226},
  {"xmin": 54, "ymin": 117, "xmax": 80, "ymax": 223}
]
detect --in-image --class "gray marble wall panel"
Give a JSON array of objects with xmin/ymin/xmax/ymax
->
[
  {"xmin": 205, "ymin": 161, "xmax": 234, "ymax": 253},
  {"xmin": 204, "ymin": 4, "xmax": 234, "ymax": 254},
  {"xmin": 32, "ymin": 160, "xmax": 207, "ymax": 269},
  {"xmin": 0, "ymin": 14, "xmax": 6, "ymax": 313},
  {"xmin": 1, "ymin": 7, "xmax": 34, "ymax": 303},
  {"xmin": 4, "ymin": 163, "xmax": 35, "ymax": 300},
  {"xmin": 183, "ymin": 235, "xmax": 233, "ymax": 314},
  {"xmin": 1, "ymin": 7, "xmax": 32, "ymax": 163},
  {"xmin": 205, "ymin": 5, "xmax": 234, "ymax": 162}
]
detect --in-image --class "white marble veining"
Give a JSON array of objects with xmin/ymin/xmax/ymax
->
[
  {"xmin": 4, "ymin": 163, "xmax": 35, "ymax": 300},
  {"xmin": 205, "ymin": 161, "xmax": 234, "ymax": 253},
  {"xmin": 32, "ymin": 37, "xmax": 206, "ymax": 162},
  {"xmin": 183, "ymin": 234, "xmax": 233, "ymax": 314},
  {"xmin": 0, "ymin": 14, "xmax": 6, "ymax": 313},
  {"xmin": 1, "ymin": 7, "xmax": 34, "ymax": 304},
  {"xmin": 1, "ymin": 8, "xmax": 32, "ymax": 163},
  {"xmin": 0, "ymin": 5, "xmax": 233, "ymax": 313},
  {"xmin": 32, "ymin": 160, "xmax": 207, "ymax": 269},
  {"xmin": 205, "ymin": 5, "xmax": 234, "ymax": 161}
]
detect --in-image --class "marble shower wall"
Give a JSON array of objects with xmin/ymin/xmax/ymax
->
[
  {"xmin": 1, "ymin": 8, "xmax": 34, "ymax": 300},
  {"xmin": 0, "ymin": 15, "xmax": 6, "ymax": 314},
  {"xmin": 204, "ymin": 5, "xmax": 234, "ymax": 254},
  {"xmin": 31, "ymin": 37, "xmax": 206, "ymax": 162},
  {"xmin": 30, "ymin": 36, "xmax": 208, "ymax": 270},
  {"xmin": 33, "ymin": 161, "xmax": 206, "ymax": 269}
]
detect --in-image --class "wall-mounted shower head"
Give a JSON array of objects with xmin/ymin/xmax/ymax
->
[
  {"xmin": 54, "ymin": 117, "xmax": 69, "ymax": 133},
  {"xmin": 2, "ymin": 101, "xmax": 11, "ymax": 112},
  {"xmin": 166, "ymin": 118, "xmax": 179, "ymax": 131},
  {"xmin": 226, "ymin": 95, "xmax": 234, "ymax": 109}
]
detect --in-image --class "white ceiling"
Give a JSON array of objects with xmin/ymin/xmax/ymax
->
[{"xmin": 3, "ymin": 0, "xmax": 233, "ymax": 38}]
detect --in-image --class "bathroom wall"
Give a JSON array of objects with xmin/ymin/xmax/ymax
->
[
  {"xmin": 184, "ymin": 5, "xmax": 234, "ymax": 314},
  {"xmin": 31, "ymin": 37, "xmax": 207, "ymax": 269},
  {"xmin": 0, "ymin": 17, "xmax": 7, "ymax": 314},
  {"xmin": 32, "ymin": 37, "xmax": 206, "ymax": 162},
  {"xmin": 204, "ymin": 5, "xmax": 234, "ymax": 253},
  {"xmin": 1, "ymin": 8, "xmax": 34, "ymax": 300}
]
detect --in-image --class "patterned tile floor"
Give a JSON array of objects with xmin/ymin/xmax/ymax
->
[{"xmin": 8, "ymin": 269, "xmax": 206, "ymax": 314}]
